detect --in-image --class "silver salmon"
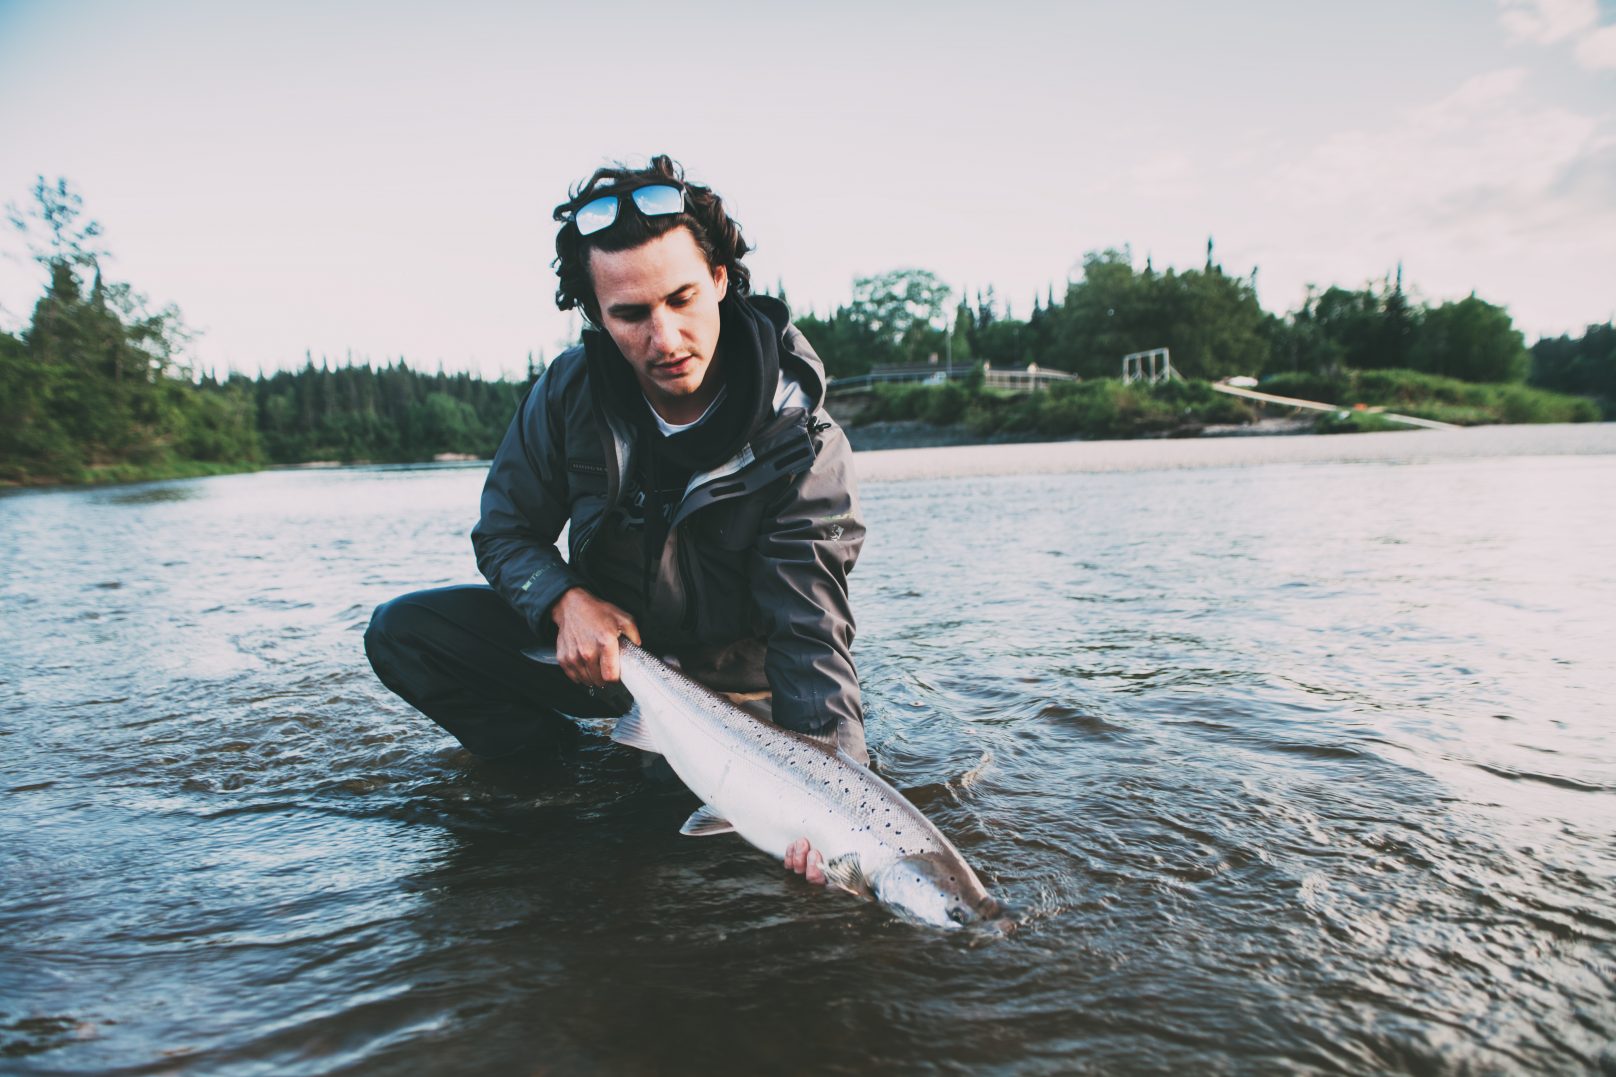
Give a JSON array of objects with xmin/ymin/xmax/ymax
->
[{"xmin": 611, "ymin": 639, "xmax": 1004, "ymax": 931}]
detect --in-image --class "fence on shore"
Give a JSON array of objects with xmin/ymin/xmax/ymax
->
[{"xmin": 828, "ymin": 363, "xmax": 1078, "ymax": 396}]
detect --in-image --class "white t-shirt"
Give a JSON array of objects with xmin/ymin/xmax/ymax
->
[{"xmin": 647, "ymin": 369, "xmax": 811, "ymax": 437}]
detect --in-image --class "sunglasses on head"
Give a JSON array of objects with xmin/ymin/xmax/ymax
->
[{"xmin": 572, "ymin": 183, "xmax": 685, "ymax": 237}]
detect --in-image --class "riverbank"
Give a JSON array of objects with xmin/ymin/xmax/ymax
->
[
  {"xmin": 844, "ymin": 415, "xmax": 1315, "ymax": 452},
  {"xmin": 6, "ymin": 404, "xmax": 1610, "ymax": 493},
  {"xmin": 833, "ymin": 371, "xmax": 1603, "ymax": 451},
  {"xmin": 853, "ymin": 421, "xmax": 1616, "ymax": 482},
  {"xmin": 0, "ymin": 456, "xmax": 262, "ymax": 490}
]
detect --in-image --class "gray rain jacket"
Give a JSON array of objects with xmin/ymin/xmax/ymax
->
[{"xmin": 472, "ymin": 296, "xmax": 866, "ymax": 736}]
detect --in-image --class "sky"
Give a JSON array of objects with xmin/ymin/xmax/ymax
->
[{"xmin": 0, "ymin": 0, "xmax": 1612, "ymax": 381}]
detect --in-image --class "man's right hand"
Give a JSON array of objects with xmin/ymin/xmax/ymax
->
[{"xmin": 550, "ymin": 588, "xmax": 641, "ymax": 688}]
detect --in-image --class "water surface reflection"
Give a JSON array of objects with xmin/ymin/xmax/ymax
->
[{"xmin": 1, "ymin": 428, "xmax": 1613, "ymax": 1073}]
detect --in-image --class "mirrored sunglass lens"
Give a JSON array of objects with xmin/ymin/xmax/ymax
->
[
  {"xmin": 631, "ymin": 184, "xmax": 683, "ymax": 217},
  {"xmin": 575, "ymin": 195, "xmax": 619, "ymax": 236}
]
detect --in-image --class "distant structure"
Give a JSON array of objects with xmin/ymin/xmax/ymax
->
[
  {"xmin": 827, "ymin": 362, "xmax": 1076, "ymax": 395},
  {"xmin": 1122, "ymin": 347, "xmax": 1175, "ymax": 385}
]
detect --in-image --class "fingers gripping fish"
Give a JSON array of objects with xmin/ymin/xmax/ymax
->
[{"xmin": 608, "ymin": 639, "xmax": 1005, "ymax": 931}]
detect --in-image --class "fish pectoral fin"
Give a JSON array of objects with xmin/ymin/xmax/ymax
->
[
  {"xmin": 679, "ymin": 804, "xmax": 736, "ymax": 837},
  {"xmin": 822, "ymin": 854, "xmax": 873, "ymax": 899},
  {"xmin": 611, "ymin": 708, "xmax": 661, "ymax": 753},
  {"xmin": 521, "ymin": 646, "xmax": 560, "ymax": 665}
]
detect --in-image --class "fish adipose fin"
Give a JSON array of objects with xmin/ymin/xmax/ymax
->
[
  {"xmin": 611, "ymin": 708, "xmax": 661, "ymax": 753},
  {"xmin": 680, "ymin": 804, "xmax": 736, "ymax": 837},
  {"xmin": 822, "ymin": 854, "xmax": 873, "ymax": 899}
]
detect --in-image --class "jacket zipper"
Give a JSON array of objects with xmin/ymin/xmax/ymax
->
[{"xmin": 674, "ymin": 527, "xmax": 699, "ymax": 634}]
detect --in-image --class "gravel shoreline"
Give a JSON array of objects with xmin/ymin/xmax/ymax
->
[{"xmin": 852, "ymin": 423, "xmax": 1616, "ymax": 482}]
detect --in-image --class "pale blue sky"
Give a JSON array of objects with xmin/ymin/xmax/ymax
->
[{"xmin": 1, "ymin": 0, "xmax": 1612, "ymax": 379}]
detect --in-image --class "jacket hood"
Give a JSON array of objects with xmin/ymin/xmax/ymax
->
[{"xmin": 747, "ymin": 294, "xmax": 829, "ymax": 410}]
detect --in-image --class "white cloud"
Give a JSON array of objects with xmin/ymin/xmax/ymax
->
[
  {"xmin": 1498, "ymin": 0, "xmax": 1616, "ymax": 71},
  {"xmin": 1264, "ymin": 69, "xmax": 1596, "ymax": 229},
  {"xmin": 1251, "ymin": 69, "xmax": 1616, "ymax": 334},
  {"xmin": 1497, "ymin": 0, "xmax": 1597, "ymax": 44},
  {"xmin": 1573, "ymin": 23, "xmax": 1616, "ymax": 68}
]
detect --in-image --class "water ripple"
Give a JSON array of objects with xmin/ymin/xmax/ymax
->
[{"xmin": 1, "ymin": 443, "xmax": 1614, "ymax": 1073}]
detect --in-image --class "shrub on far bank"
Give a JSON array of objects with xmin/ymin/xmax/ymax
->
[
  {"xmin": 860, "ymin": 378, "xmax": 1258, "ymax": 440},
  {"xmin": 1260, "ymin": 368, "xmax": 1599, "ymax": 426},
  {"xmin": 923, "ymin": 383, "xmax": 969, "ymax": 425},
  {"xmin": 1313, "ymin": 410, "xmax": 1405, "ymax": 434}
]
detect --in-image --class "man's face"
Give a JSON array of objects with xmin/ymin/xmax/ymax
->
[{"xmin": 589, "ymin": 226, "xmax": 728, "ymax": 424}]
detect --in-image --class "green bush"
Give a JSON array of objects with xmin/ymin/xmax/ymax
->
[
  {"xmin": 1259, "ymin": 371, "xmax": 1352, "ymax": 403},
  {"xmin": 963, "ymin": 392, "xmax": 1015, "ymax": 436},
  {"xmin": 1314, "ymin": 410, "xmax": 1403, "ymax": 434},
  {"xmin": 1397, "ymin": 403, "xmax": 1495, "ymax": 426},
  {"xmin": 856, "ymin": 377, "xmax": 1264, "ymax": 439},
  {"xmin": 1495, "ymin": 385, "xmax": 1600, "ymax": 424},
  {"xmin": 1259, "ymin": 367, "xmax": 1599, "ymax": 426},
  {"xmin": 861, "ymin": 383, "xmax": 932, "ymax": 423},
  {"xmin": 847, "ymin": 367, "xmax": 1595, "ymax": 441},
  {"xmin": 921, "ymin": 383, "xmax": 968, "ymax": 425}
]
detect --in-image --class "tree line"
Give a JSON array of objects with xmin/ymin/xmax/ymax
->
[
  {"xmin": 0, "ymin": 179, "xmax": 262, "ymax": 484},
  {"xmin": 2, "ymin": 177, "xmax": 1611, "ymax": 485},
  {"xmin": 0, "ymin": 179, "xmax": 527, "ymax": 484},
  {"xmin": 237, "ymin": 361, "xmax": 522, "ymax": 465},
  {"xmin": 793, "ymin": 249, "xmax": 1614, "ymax": 412}
]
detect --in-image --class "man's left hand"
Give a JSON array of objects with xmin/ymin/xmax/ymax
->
[{"xmin": 784, "ymin": 838, "xmax": 825, "ymax": 885}]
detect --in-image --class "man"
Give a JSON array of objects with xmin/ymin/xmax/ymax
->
[{"xmin": 364, "ymin": 155, "xmax": 865, "ymax": 884}]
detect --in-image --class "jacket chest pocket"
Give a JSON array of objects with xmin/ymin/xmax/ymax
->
[
  {"xmin": 697, "ymin": 495, "xmax": 770, "ymax": 553},
  {"xmin": 566, "ymin": 461, "xmax": 609, "ymax": 500}
]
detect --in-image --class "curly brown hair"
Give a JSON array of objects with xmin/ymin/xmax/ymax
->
[{"xmin": 552, "ymin": 154, "xmax": 753, "ymax": 327}]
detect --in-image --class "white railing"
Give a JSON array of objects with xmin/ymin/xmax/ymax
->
[{"xmin": 828, "ymin": 362, "xmax": 1078, "ymax": 394}]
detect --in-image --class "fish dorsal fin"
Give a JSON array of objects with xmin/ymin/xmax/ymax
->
[
  {"xmin": 611, "ymin": 708, "xmax": 661, "ymax": 753},
  {"xmin": 822, "ymin": 853, "xmax": 873, "ymax": 899},
  {"xmin": 680, "ymin": 804, "xmax": 735, "ymax": 837},
  {"xmin": 521, "ymin": 646, "xmax": 560, "ymax": 665}
]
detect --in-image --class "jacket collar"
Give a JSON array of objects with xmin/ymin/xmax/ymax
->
[{"xmin": 747, "ymin": 294, "xmax": 829, "ymax": 409}]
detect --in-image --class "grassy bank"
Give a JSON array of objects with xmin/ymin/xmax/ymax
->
[
  {"xmin": 1, "ymin": 453, "xmax": 260, "ymax": 489},
  {"xmin": 842, "ymin": 371, "xmax": 1601, "ymax": 442},
  {"xmin": 1260, "ymin": 369, "xmax": 1603, "ymax": 425},
  {"xmin": 850, "ymin": 378, "xmax": 1259, "ymax": 440}
]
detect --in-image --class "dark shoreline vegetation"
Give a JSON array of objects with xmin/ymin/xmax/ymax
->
[
  {"xmin": 1, "ymin": 178, "xmax": 1610, "ymax": 487},
  {"xmin": 834, "ymin": 366, "xmax": 1601, "ymax": 447}
]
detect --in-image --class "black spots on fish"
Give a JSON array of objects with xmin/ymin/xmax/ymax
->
[{"xmin": 885, "ymin": 822, "xmax": 891, "ymax": 828}]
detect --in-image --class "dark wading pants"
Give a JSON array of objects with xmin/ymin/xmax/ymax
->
[
  {"xmin": 364, "ymin": 584, "xmax": 632, "ymax": 758},
  {"xmin": 366, "ymin": 584, "xmax": 869, "ymax": 766}
]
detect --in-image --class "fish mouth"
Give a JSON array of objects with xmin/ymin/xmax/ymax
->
[
  {"xmin": 873, "ymin": 854, "xmax": 1011, "ymax": 933},
  {"xmin": 960, "ymin": 896, "xmax": 1019, "ymax": 937}
]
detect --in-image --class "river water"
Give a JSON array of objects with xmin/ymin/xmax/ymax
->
[{"xmin": 2, "ymin": 425, "xmax": 1613, "ymax": 1075}]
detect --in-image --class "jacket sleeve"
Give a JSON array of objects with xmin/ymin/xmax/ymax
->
[
  {"xmin": 471, "ymin": 367, "xmax": 585, "ymax": 638},
  {"xmin": 748, "ymin": 415, "xmax": 866, "ymax": 735}
]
